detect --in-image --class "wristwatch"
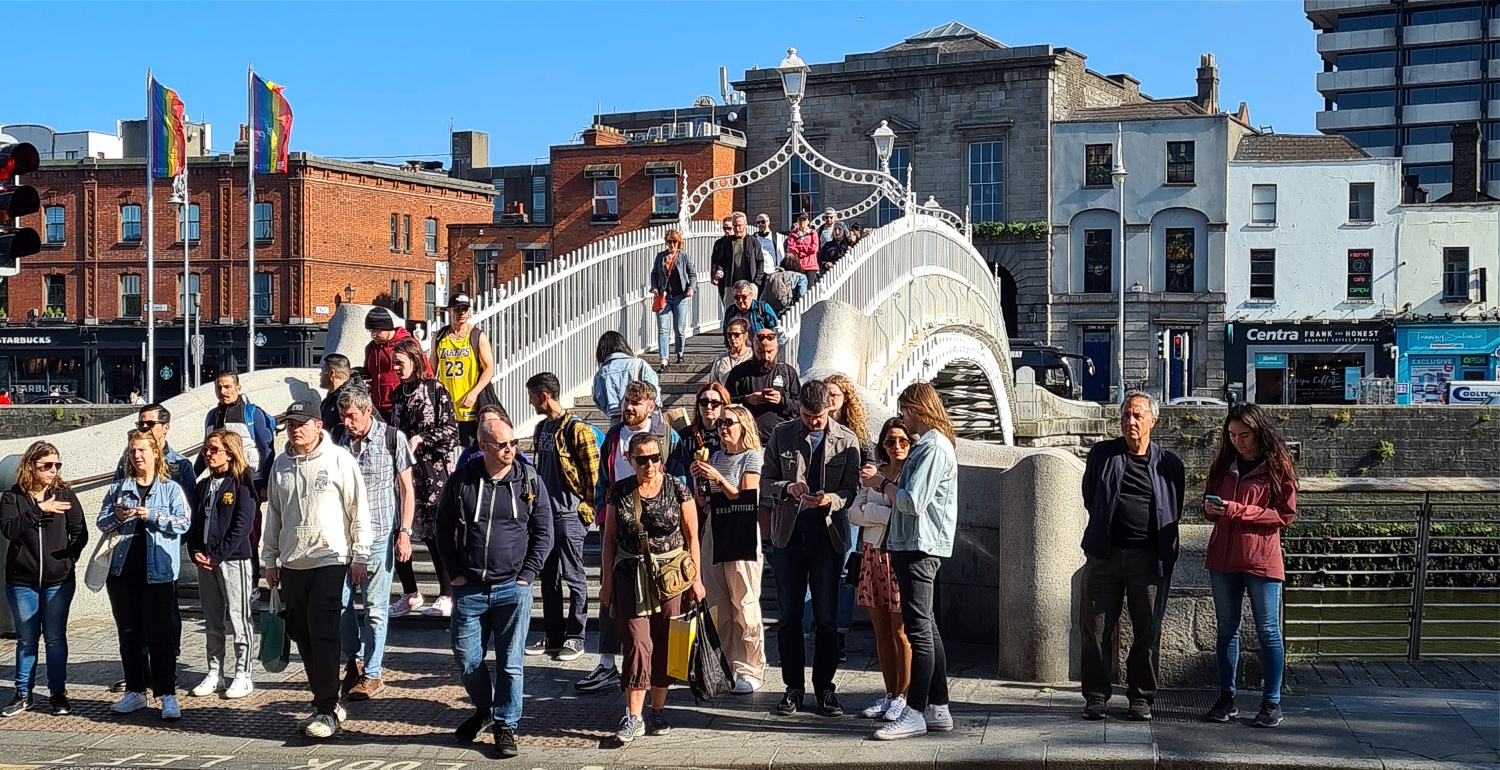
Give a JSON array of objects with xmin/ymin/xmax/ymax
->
[{"xmin": 398, "ymin": 527, "xmax": 413, "ymax": 536}]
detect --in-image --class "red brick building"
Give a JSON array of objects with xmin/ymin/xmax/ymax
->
[
  {"xmin": 0, "ymin": 152, "xmax": 492, "ymax": 402},
  {"xmin": 447, "ymin": 123, "xmax": 742, "ymax": 297}
]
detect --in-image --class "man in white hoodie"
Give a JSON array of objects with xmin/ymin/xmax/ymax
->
[{"xmin": 262, "ymin": 401, "xmax": 372, "ymax": 740}]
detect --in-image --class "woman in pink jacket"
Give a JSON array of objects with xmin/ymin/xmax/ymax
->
[
  {"xmin": 786, "ymin": 213, "xmax": 820, "ymax": 282},
  {"xmin": 1202, "ymin": 403, "xmax": 1297, "ymax": 729}
]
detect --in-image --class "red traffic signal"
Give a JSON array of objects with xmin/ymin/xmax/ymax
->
[{"xmin": 0, "ymin": 142, "xmax": 38, "ymax": 182}]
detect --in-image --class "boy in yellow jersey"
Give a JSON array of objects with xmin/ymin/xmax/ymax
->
[{"xmin": 430, "ymin": 294, "xmax": 497, "ymax": 448}]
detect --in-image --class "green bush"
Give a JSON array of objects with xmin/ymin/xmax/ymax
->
[{"xmin": 972, "ymin": 221, "xmax": 1048, "ymax": 241}]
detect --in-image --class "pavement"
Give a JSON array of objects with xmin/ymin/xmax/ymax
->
[{"xmin": 0, "ymin": 614, "xmax": 1495, "ymax": 770}]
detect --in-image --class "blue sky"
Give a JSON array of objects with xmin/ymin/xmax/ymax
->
[{"xmin": 14, "ymin": 1, "xmax": 1321, "ymax": 166}]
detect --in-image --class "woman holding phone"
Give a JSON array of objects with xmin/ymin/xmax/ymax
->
[{"xmin": 1202, "ymin": 403, "xmax": 1297, "ymax": 728}]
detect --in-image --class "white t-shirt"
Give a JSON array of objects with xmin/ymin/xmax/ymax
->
[{"xmin": 611, "ymin": 423, "xmax": 641, "ymax": 483}]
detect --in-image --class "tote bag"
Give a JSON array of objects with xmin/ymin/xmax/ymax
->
[
  {"xmin": 709, "ymin": 489, "xmax": 759, "ymax": 564},
  {"xmin": 258, "ymin": 589, "xmax": 291, "ymax": 673},
  {"xmin": 83, "ymin": 529, "xmax": 121, "ymax": 592}
]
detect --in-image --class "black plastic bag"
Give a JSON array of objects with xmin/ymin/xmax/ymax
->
[{"xmin": 687, "ymin": 603, "xmax": 734, "ymax": 703}]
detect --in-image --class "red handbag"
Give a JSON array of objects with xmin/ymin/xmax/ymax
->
[{"xmin": 651, "ymin": 293, "xmax": 666, "ymax": 313}]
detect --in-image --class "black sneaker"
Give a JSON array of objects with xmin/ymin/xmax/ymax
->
[
  {"xmin": 1, "ymin": 693, "xmax": 32, "ymax": 718},
  {"xmin": 574, "ymin": 664, "xmax": 619, "ymax": 693},
  {"xmin": 455, "ymin": 709, "xmax": 494, "ymax": 743},
  {"xmin": 817, "ymin": 690, "xmax": 843, "ymax": 717},
  {"xmin": 776, "ymin": 688, "xmax": 803, "ymax": 716},
  {"xmin": 647, "ymin": 707, "xmax": 671, "ymax": 736},
  {"xmin": 1127, "ymin": 698, "xmax": 1152, "ymax": 721},
  {"xmin": 1206, "ymin": 692, "xmax": 1238, "ymax": 723},
  {"xmin": 1253, "ymin": 701, "xmax": 1283, "ymax": 728},
  {"xmin": 837, "ymin": 632, "xmax": 847, "ymax": 664},
  {"xmin": 50, "ymin": 692, "xmax": 71, "ymax": 716},
  {"xmin": 1082, "ymin": 697, "xmax": 1107, "ymax": 720},
  {"xmin": 493, "ymin": 723, "xmax": 520, "ymax": 758}
]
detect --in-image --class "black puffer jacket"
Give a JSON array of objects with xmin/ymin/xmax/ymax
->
[{"xmin": 0, "ymin": 484, "xmax": 89, "ymax": 587}]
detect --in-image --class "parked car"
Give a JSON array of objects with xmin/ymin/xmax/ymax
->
[
  {"xmin": 27, "ymin": 394, "xmax": 91, "ymax": 405},
  {"xmin": 1009, "ymin": 340, "xmax": 1095, "ymax": 401},
  {"xmin": 1167, "ymin": 396, "xmax": 1227, "ymax": 407}
]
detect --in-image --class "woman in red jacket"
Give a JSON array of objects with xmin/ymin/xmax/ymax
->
[
  {"xmin": 1202, "ymin": 403, "xmax": 1296, "ymax": 729},
  {"xmin": 786, "ymin": 213, "xmax": 820, "ymax": 283}
]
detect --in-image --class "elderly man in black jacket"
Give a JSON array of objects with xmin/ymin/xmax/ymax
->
[
  {"xmin": 711, "ymin": 212, "xmax": 767, "ymax": 306},
  {"xmin": 1078, "ymin": 390, "xmax": 1185, "ymax": 723}
]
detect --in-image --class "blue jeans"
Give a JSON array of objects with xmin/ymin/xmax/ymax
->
[
  {"xmin": 342, "ymin": 538, "xmax": 395, "ymax": 679},
  {"xmin": 1209, "ymin": 569, "xmax": 1285, "ymax": 704},
  {"xmin": 773, "ymin": 522, "xmax": 842, "ymax": 693},
  {"xmin": 656, "ymin": 295, "xmax": 687, "ymax": 358},
  {"xmin": 540, "ymin": 513, "xmax": 588, "ymax": 645},
  {"xmin": 5, "ymin": 581, "xmax": 75, "ymax": 698},
  {"xmin": 451, "ymin": 579, "xmax": 533, "ymax": 728}
]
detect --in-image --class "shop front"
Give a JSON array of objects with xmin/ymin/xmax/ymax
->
[
  {"xmin": 1226, "ymin": 321, "xmax": 1395, "ymax": 405},
  {"xmin": 1395, "ymin": 323, "xmax": 1500, "ymax": 405}
]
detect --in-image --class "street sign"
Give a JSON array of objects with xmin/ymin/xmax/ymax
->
[
  {"xmin": 190, "ymin": 334, "xmax": 204, "ymax": 357},
  {"xmin": 150, "ymin": 303, "xmax": 169, "ymax": 312},
  {"xmin": 436, "ymin": 261, "xmax": 450, "ymax": 306}
]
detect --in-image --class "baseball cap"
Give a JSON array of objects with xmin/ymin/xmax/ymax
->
[
  {"xmin": 823, "ymin": 207, "xmax": 836, "ymax": 216},
  {"xmin": 449, "ymin": 293, "xmax": 472, "ymax": 308},
  {"xmin": 364, "ymin": 307, "xmax": 397, "ymax": 331},
  {"xmin": 283, "ymin": 401, "xmax": 320, "ymax": 424}
]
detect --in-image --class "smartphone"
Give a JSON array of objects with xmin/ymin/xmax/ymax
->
[{"xmin": 1204, "ymin": 495, "xmax": 1225, "ymax": 506}]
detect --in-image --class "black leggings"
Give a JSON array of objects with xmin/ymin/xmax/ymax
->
[{"xmin": 396, "ymin": 537, "xmax": 452, "ymax": 598}]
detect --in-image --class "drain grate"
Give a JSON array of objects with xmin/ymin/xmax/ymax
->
[{"xmin": 1150, "ymin": 688, "xmax": 1221, "ymax": 728}]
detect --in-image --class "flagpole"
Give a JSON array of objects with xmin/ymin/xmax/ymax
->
[
  {"xmin": 145, "ymin": 69, "xmax": 157, "ymax": 403},
  {"xmin": 246, "ymin": 64, "xmax": 256, "ymax": 373},
  {"xmin": 181, "ymin": 165, "xmax": 191, "ymax": 394}
]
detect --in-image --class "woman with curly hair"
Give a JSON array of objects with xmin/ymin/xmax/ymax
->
[{"xmin": 821, "ymin": 374, "xmax": 872, "ymax": 661}]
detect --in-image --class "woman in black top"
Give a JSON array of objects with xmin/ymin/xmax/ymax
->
[
  {"xmin": 0, "ymin": 441, "xmax": 87, "ymax": 717},
  {"xmin": 818, "ymin": 224, "xmax": 850, "ymax": 273},
  {"xmin": 186, "ymin": 429, "xmax": 260, "ymax": 700}
]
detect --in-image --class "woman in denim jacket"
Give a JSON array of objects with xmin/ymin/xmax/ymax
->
[
  {"xmin": 650, "ymin": 229, "xmax": 698, "ymax": 371},
  {"xmin": 98, "ymin": 429, "xmax": 192, "ymax": 721},
  {"xmin": 591, "ymin": 331, "xmax": 661, "ymax": 423}
]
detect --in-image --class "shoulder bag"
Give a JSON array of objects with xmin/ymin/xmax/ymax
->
[{"xmin": 632, "ymin": 485, "xmax": 697, "ymax": 601}]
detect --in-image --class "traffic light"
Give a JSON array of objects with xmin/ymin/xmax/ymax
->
[
  {"xmin": 1156, "ymin": 331, "xmax": 1167, "ymax": 360},
  {"xmin": 0, "ymin": 142, "xmax": 40, "ymax": 274},
  {"xmin": 1172, "ymin": 334, "xmax": 1186, "ymax": 360}
]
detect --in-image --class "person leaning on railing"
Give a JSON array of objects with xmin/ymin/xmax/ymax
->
[{"xmin": 1202, "ymin": 402, "xmax": 1298, "ymax": 729}]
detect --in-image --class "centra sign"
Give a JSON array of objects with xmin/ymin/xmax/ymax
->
[{"xmin": 1244, "ymin": 326, "xmax": 1383, "ymax": 345}]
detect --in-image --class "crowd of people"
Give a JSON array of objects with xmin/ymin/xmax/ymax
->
[{"xmin": 0, "ymin": 283, "xmax": 1299, "ymax": 759}]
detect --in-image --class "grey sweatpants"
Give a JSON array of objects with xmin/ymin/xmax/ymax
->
[{"xmin": 199, "ymin": 558, "xmax": 256, "ymax": 678}]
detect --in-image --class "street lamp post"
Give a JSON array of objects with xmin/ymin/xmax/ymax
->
[
  {"xmin": 168, "ymin": 172, "xmax": 190, "ymax": 394},
  {"xmin": 871, "ymin": 120, "xmax": 896, "ymax": 174},
  {"xmin": 778, "ymin": 48, "xmax": 809, "ymax": 130},
  {"xmin": 1110, "ymin": 123, "xmax": 1128, "ymax": 402}
]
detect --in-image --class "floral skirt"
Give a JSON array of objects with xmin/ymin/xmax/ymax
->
[{"xmin": 855, "ymin": 542, "xmax": 901, "ymax": 614}]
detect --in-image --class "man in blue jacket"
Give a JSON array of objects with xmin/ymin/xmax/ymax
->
[
  {"xmin": 437, "ymin": 417, "xmax": 553, "ymax": 760},
  {"xmin": 1078, "ymin": 391, "xmax": 1185, "ymax": 723}
]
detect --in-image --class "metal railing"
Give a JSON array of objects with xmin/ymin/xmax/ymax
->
[{"xmin": 1283, "ymin": 477, "xmax": 1500, "ymax": 660}]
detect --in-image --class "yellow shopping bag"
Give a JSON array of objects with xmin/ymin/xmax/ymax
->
[{"xmin": 666, "ymin": 606, "xmax": 700, "ymax": 682}]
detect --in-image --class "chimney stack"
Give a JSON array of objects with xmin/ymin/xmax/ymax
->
[
  {"xmin": 581, "ymin": 125, "xmax": 628, "ymax": 147},
  {"xmin": 1196, "ymin": 54, "xmax": 1219, "ymax": 114},
  {"xmin": 1448, "ymin": 121, "xmax": 1483, "ymax": 202}
]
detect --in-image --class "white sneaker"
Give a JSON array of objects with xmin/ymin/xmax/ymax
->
[
  {"xmin": 190, "ymin": 674, "xmax": 221, "ymax": 697},
  {"xmin": 389, "ymin": 592, "xmax": 425, "ymax": 618},
  {"xmin": 731, "ymin": 676, "xmax": 762, "ymax": 695},
  {"xmin": 422, "ymin": 595, "xmax": 453, "ymax": 617},
  {"xmin": 874, "ymin": 707, "xmax": 927, "ymax": 741},
  {"xmin": 925, "ymin": 703, "xmax": 953, "ymax": 732},
  {"xmin": 160, "ymin": 695, "xmax": 181, "ymax": 721},
  {"xmin": 862, "ymin": 694, "xmax": 893, "ymax": 719},
  {"xmin": 296, "ymin": 704, "xmax": 347, "ymax": 731},
  {"xmin": 111, "ymin": 692, "xmax": 149, "ymax": 714},
  {"xmin": 224, "ymin": 675, "xmax": 255, "ymax": 699},
  {"xmin": 304, "ymin": 712, "xmax": 341, "ymax": 739},
  {"xmin": 883, "ymin": 694, "xmax": 909, "ymax": 722}
]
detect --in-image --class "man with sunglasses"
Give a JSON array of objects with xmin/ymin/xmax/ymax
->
[
  {"xmin": 116, "ymin": 404, "xmax": 196, "ymax": 498},
  {"xmin": 721, "ymin": 281, "xmax": 779, "ymax": 338},
  {"xmin": 725, "ymin": 328, "xmax": 801, "ymax": 443},
  {"xmin": 431, "ymin": 293, "xmax": 497, "ymax": 449},
  {"xmin": 752, "ymin": 214, "xmax": 784, "ymax": 281}
]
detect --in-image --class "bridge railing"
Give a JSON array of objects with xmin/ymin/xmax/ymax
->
[{"xmin": 466, "ymin": 220, "xmax": 725, "ymax": 432}]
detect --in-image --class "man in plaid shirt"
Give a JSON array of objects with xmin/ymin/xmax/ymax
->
[{"xmin": 522, "ymin": 372, "xmax": 602, "ymax": 662}]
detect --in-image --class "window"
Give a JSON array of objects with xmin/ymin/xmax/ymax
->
[
  {"xmin": 424, "ymin": 217, "xmax": 438, "ymax": 254},
  {"xmin": 0, "ymin": 277, "xmax": 6, "ymax": 317},
  {"xmin": 1347, "ymin": 249, "xmax": 1373, "ymax": 300},
  {"xmin": 1485, "ymin": 161, "xmax": 1500, "ymax": 182},
  {"xmin": 44, "ymin": 206, "xmax": 64, "ymax": 243},
  {"xmin": 1404, "ymin": 43, "xmax": 1483, "ymax": 66},
  {"xmin": 1251, "ymin": 185, "xmax": 1277, "ymax": 224},
  {"xmin": 652, "ymin": 176, "xmax": 678, "ymax": 217},
  {"xmin": 531, "ymin": 176, "xmax": 547, "ymax": 224},
  {"xmin": 253, "ymin": 273, "xmax": 273, "ymax": 317},
  {"xmin": 1404, "ymin": 125, "xmax": 1453, "ymax": 146},
  {"xmin": 1348, "ymin": 183, "xmax": 1375, "ymax": 222},
  {"xmin": 1083, "ymin": 229, "xmax": 1112, "ymax": 294},
  {"xmin": 120, "ymin": 204, "xmax": 142, "ymax": 242},
  {"xmin": 119, "ymin": 274, "xmax": 142, "ymax": 317},
  {"xmin": 424, "ymin": 282, "xmax": 436, "ymax": 323},
  {"xmin": 1406, "ymin": 84, "xmax": 1482, "ymax": 106},
  {"xmin": 1341, "ymin": 129, "xmax": 1398, "ymax": 148},
  {"xmin": 1337, "ymin": 12, "xmax": 1395, "ymax": 31},
  {"xmin": 1406, "ymin": 5, "xmax": 1481, "ymax": 26},
  {"xmin": 44, "ymin": 275, "xmax": 65, "ymax": 316},
  {"xmin": 492, "ymin": 179, "xmax": 505, "ymax": 221},
  {"xmin": 1249, "ymin": 249, "xmax": 1276, "ymax": 300},
  {"xmin": 390, "ymin": 214, "xmax": 399, "ymax": 251},
  {"xmin": 968, "ymin": 140, "xmax": 1004, "ymax": 223},
  {"xmin": 1486, "ymin": 122, "xmax": 1500, "ymax": 142},
  {"xmin": 401, "ymin": 215, "xmax": 411, "ymax": 252},
  {"xmin": 1336, "ymin": 90, "xmax": 1396, "ymax": 110},
  {"xmin": 1084, "ymin": 144, "xmax": 1113, "ymax": 187},
  {"xmin": 474, "ymin": 249, "xmax": 500, "ymax": 293},
  {"xmin": 63, "ymin": 150, "xmax": 79, "ymax": 160},
  {"xmin": 1443, "ymin": 248, "xmax": 1470, "ymax": 300},
  {"xmin": 523, "ymin": 249, "xmax": 548, "ymax": 271},
  {"xmin": 1166, "ymin": 141, "xmax": 1195, "ymax": 185},
  {"xmin": 177, "ymin": 273, "xmax": 200, "ymax": 316},
  {"xmin": 788, "ymin": 156, "xmax": 819, "ymax": 219},
  {"xmin": 1165, "ymin": 228, "xmax": 1195, "ymax": 293},
  {"xmin": 1336, "ymin": 50, "xmax": 1396, "ymax": 70},
  {"xmin": 1407, "ymin": 164, "xmax": 1453, "ymax": 186},
  {"xmin": 254, "ymin": 202, "xmax": 272, "ymax": 241},
  {"xmin": 877, "ymin": 146, "xmax": 911, "ymax": 225},
  {"xmin": 591, "ymin": 179, "xmax": 619, "ymax": 222},
  {"xmin": 178, "ymin": 203, "xmax": 200, "ymax": 242}
]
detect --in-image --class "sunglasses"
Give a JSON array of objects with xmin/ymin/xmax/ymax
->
[
  {"xmin": 35, "ymin": 461, "xmax": 62, "ymax": 472},
  {"xmin": 482, "ymin": 439, "xmax": 519, "ymax": 450},
  {"xmin": 734, "ymin": 294, "xmax": 752, "ymax": 300},
  {"xmin": 137, "ymin": 420, "xmax": 161, "ymax": 430},
  {"xmin": 883, "ymin": 436, "xmax": 912, "ymax": 448},
  {"xmin": 755, "ymin": 333, "xmax": 777, "ymax": 341},
  {"xmin": 202, "ymin": 446, "xmax": 225, "ymax": 456},
  {"xmin": 727, "ymin": 330, "xmax": 747, "ymax": 338},
  {"xmin": 715, "ymin": 418, "xmax": 739, "ymax": 429},
  {"xmin": 632, "ymin": 453, "xmax": 661, "ymax": 466},
  {"xmin": 453, "ymin": 305, "xmax": 471, "ymax": 313},
  {"xmin": 698, "ymin": 397, "xmax": 725, "ymax": 408}
]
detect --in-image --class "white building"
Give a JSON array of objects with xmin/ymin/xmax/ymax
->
[
  {"xmin": 1225, "ymin": 134, "xmax": 1403, "ymax": 404},
  {"xmin": 2, "ymin": 125, "xmax": 123, "ymax": 160}
]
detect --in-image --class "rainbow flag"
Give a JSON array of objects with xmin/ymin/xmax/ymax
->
[
  {"xmin": 251, "ymin": 73, "xmax": 293, "ymax": 174},
  {"xmin": 148, "ymin": 76, "xmax": 186, "ymax": 179}
]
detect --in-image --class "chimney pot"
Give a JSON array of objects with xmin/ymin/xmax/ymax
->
[{"xmin": 1195, "ymin": 53, "xmax": 1220, "ymax": 114}]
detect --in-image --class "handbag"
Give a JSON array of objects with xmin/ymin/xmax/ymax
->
[
  {"xmin": 83, "ymin": 528, "xmax": 121, "ymax": 592},
  {"xmin": 687, "ymin": 603, "xmax": 735, "ymax": 702},
  {"xmin": 633, "ymin": 490, "xmax": 697, "ymax": 601},
  {"xmin": 666, "ymin": 606, "xmax": 699, "ymax": 681},
  {"xmin": 709, "ymin": 490, "xmax": 760, "ymax": 564},
  {"xmin": 843, "ymin": 549, "xmax": 863, "ymax": 588},
  {"xmin": 257, "ymin": 588, "xmax": 291, "ymax": 673},
  {"xmin": 651, "ymin": 292, "xmax": 666, "ymax": 313}
]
